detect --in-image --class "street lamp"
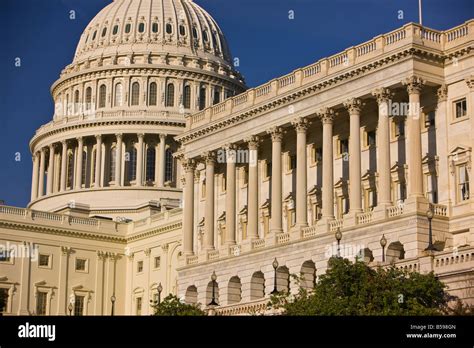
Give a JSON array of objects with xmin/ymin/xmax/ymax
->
[
  {"xmin": 68, "ymin": 294, "xmax": 75, "ymax": 316},
  {"xmin": 208, "ymin": 271, "xmax": 218, "ymax": 306},
  {"xmin": 271, "ymin": 258, "xmax": 279, "ymax": 294},
  {"xmin": 110, "ymin": 294, "xmax": 116, "ymax": 316},
  {"xmin": 335, "ymin": 228, "xmax": 342, "ymax": 258},
  {"xmin": 157, "ymin": 283, "xmax": 163, "ymax": 305},
  {"xmin": 380, "ymin": 234, "xmax": 387, "ymax": 262},
  {"xmin": 425, "ymin": 206, "xmax": 436, "ymax": 251}
]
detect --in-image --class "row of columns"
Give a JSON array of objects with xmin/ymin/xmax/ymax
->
[
  {"xmin": 31, "ymin": 133, "xmax": 169, "ymax": 201},
  {"xmin": 182, "ymin": 77, "xmax": 427, "ymax": 256}
]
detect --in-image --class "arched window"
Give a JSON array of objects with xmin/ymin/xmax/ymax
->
[
  {"xmin": 126, "ymin": 146, "xmax": 137, "ymax": 183},
  {"xmin": 74, "ymin": 90, "xmax": 80, "ymax": 114},
  {"xmin": 250, "ymin": 271, "xmax": 265, "ymax": 300},
  {"xmin": 125, "ymin": 23, "xmax": 131, "ymax": 34},
  {"xmin": 202, "ymin": 30, "xmax": 209, "ymax": 42},
  {"xmin": 152, "ymin": 22, "xmax": 159, "ymax": 33},
  {"xmin": 92, "ymin": 30, "xmax": 97, "ymax": 41},
  {"xmin": 112, "ymin": 25, "xmax": 119, "ymax": 35},
  {"xmin": 166, "ymin": 23, "xmax": 172, "ymax": 34},
  {"xmin": 183, "ymin": 85, "xmax": 191, "ymax": 109},
  {"xmin": 179, "ymin": 25, "xmax": 186, "ymax": 36},
  {"xmin": 199, "ymin": 86, "xmax": 206, "ymax": 110},
  {"xmin": 91, "ymin": 149, "xmax": 97, "ymax": 185},
  {"xmin": 66, "ymin": 152, "xmax": 74, "ymax": 189},
  {"xmin": 138, "ymin": 23, "xmax": 145, "ymax": 33},
  {"xmin": 131, "ymin": 82, "xmax": 140, "ymax": 106},
  {"xmin": 146, "ymin": 147, "xmax": 156, "ymax": 183},
  {"xmin": 109, "ymin": 147, "xmax": 116, "ymax": 182},
  {"xmin": 228, "ymin": 276, "xmax": 242, "ymax": 304},
  {"xmin": 81, "ymin": 150, "xmax": 88, "ymax": 186},
  {"xmin": 85, "ymin": 87, "xmax": 92, "ymax": 111},
  {"xmin": 165, "ymin": 83, "xmax": 175, "ymax": 107},
  {"xmin": 213, "ymin": 87, "xmax": 221, "ymax": 105},
  {"xmin": 114, "ymin": 83, "xmax": 123, "ymax": 107},
  {"xmin": 149, "ymin": 82, "xmax": 157, "ymax": 106},
  {"xmin": 65, "ymin": 94, "xmax": 69, "ymax": 115},
  {"xmin": 212, "ymin": 32, "xmax": 217, "ymax": 47},
  {"xmin": 101, "ymin": 27, "xmax": 107, "ymax": 37},
  {"xmin": 165, "ymin": 148, "xmax": 173, "ymax": 183},
  {"xmin": 99, "ymin": 84, "xmax": 106, "ymax": 108},
  {"xmin": 192, "ymin": 27, "xmax": 198, "ymax": 39}
]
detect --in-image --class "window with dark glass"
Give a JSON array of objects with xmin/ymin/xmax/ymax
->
[
  {"xmin": 192, "ymin": 27, "xmax": 198, "ymax": 39},
  {"xmin": 67, "ymin": 153, "xmax": 74, "ymax": 188},
  {"xmin": 166, "ymin": 84, "xmax": 175, "ymax": 107},
  {"xmin": 36, "ymin": 292, "xmax": 47, "ymax": 315},
  {"xmin": 213, "ymin": 88, "xmax": 220, "ymax": 105},
  {"xmin": 75, "ymin": 258, "xmax": 87, "ymax": 272},
  {"xmin": 125, "ymin": 23, "xmax": 131, "ymax": 34},
  {"xmin": 0, "ymin": 288, "xmax": 8, "ymax": 313},
  {"xmin": 165, "ymin": 149, "xmax": 173, "ymax": 182},
  {"xmin": 339, "ymin": 138, "xmax": 349, "ymax": 155},
  {"xmin": 202, "ymin": 30, "xmax": 208, "ymax": 42},
  {"xmin": 0, "ymin": 250, "xmax": 10, "ymax": 262},
  {"xmin": 212, "ymin": 32, "xmax": 217, "ymax": 46},
  {"xmin": 199, "ymin": 87, "xmax": 206, "ymax": 110},
  {"xmin": 74, "ymin": 295, "xmax": 84, "ymax": 316},
  {"xmin": 99, "ymin": 85, "xmax": 106, "ymax": 108},
  {"xmin": 146, "ymin": 147, "xmax": 155, "ymax": 182},
  {"xmin": 179, "ymin": 25, "xmax": 186, "ymax": 36},
  {"xmin": 126, "ymin": 146, "xmax": 137, "ymax": 182},
  {"xmin": 455, "ymin": 98, "xmax": 467, "ymax": 118},
  {"xmin": 138, "ymin": 22, "xmax": 145, "ymax": 33},
  {"xmin": 109, "ymin": 147, "xmax": 116, "ymax": 182},
  {"xmin": 183, "ymin": 85, "xmax": 191, "ymax": 109},
  {"xmin": 166, "ymin": 23, "xmax": 172, "ymax": 34},
  {"xmin": 101, "ymin": 27, "xmax": 107, "ymax": 37},
  {"xmin": 425, "ymin": 111, "xmax": 435, "ymax": 127},
  {"xmin": 367, "ymin": 130, "xmax": 376, "ymax": 147},
  {"xmin": 131, "ymin": 82, "xmax": 140, "ymax": 106},
  {"xmin": 149, "ymin": 82, "xmax": 157, "ymax": 106},
  {"xmin": 85, "ymin": 87, "xmax": 92, "ymax": 111},
  {"xmin": 137, "ymin": 261, "xmax": 143, "ymax": 273},
  {"xmin": 38, "ymin": 254, "xmax": 50, "ymax": 267},
  {"xmin": 92, "ymin": 31, "xmax": 97, "ymax": 40},
  {"xmin": 152, "ymin": 22, "xmax": 159, "ymax": 33},
  {"xmin": 112, "ymin": 25, "xmax": 119, "ymax": 35}
]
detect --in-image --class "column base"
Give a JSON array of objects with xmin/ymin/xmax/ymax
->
[
  {"xmin": 316, "ymin": 216, "xmax": 334, "ymax": 233},
  {"xmin": 404, "ymin": 195, "xmax": 429, "ymax": 214},
  {"xmin": 373, "ymin": 203, "xmax": 390, "ymax": 220},
  {"xmin": 344, "ymin": 211, "xmax": 362, "ymax": 227}
]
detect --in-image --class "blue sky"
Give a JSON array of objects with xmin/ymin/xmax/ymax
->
[{"xmin": 0, "ymin": 0, "xmax": 472, "ymax": 208}]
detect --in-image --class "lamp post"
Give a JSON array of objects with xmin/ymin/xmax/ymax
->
[
  {"xmin": 335, "ymin": 228, "xmax": 342, "ymax": 258},
  {"xmin": 110, "ymin": 294, "xmax": 116, "ymax": 316},
  {"xmin": 68, "ymin": 294, "xmax": 75, "ymax": 316},
  {"xmin": 157, "ymin": 283, "xmax": 163, "ymax": 305},
  {"xmin": 208, "ymin": 271, "xmax": 218, "ymax": 306},
  {"xmin": 271, "ymin": 258, "xmax": 279, "ymax": 294},
  {"xmin": 425, "ymin": 206, "xmax": 436, "ymax": 251},
  {"xmin": 380, "ymin": 234, "xmax": 387, "ymax": 263}
]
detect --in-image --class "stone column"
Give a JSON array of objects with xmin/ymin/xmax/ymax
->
[
  {"xmin": 60, "ymin": 141, "xmax": 67, "ymax": 192},
  {"xmin": 465, "ymin": 76, "xmax": 474, "ymax": 208},
  {"xmin": 95, "ymin": 135, "xmax": 102, "ymax": 187},
  {"xmin": 17, "ymin": 242, "xmax": 32, "ymax": 315},
  {"xmin": 318, "ymin": 108, "xmax": 336, "ymax": 221},
  {"xmin": 372, "ymin": 88, "xmax": 393, "ymax": 206},
  {"xmin": 158, "ymin": 134, "xmax": 166, "ymax": 186},
  {"xmin": 154, "ymin": 141, "xmax": 160, "ymax": 186},
  {"xmin": 435, "ymin": 85, "xmax": 450, "ymax": 206},
  {"xmin": 183, "ymin": 159, "xmax": 196, "ymax": 255},
  {"xmin": 225, "ymin": 144, "xmax": 237, "ymax": 246},
  {"xmin": 116, "ymin": 133, "xmax": 123, "ymax": 186},
  {"xmin": 75, "ymin": 137, "xmax": 84, "ymax": 189},
  {"xmin": 267, "ymin": 127, "xmax": 283, "ymax": 234},
  {"xmin": 46, "ymin": 144, "xmax": 55, "ymax": 195},
  {"xmin": 94, "ymin": 252, "xmax": 107, "ymax": 315},
  {"xmin": 246, "ymin": 136, "xmax": 260, "ymax": 239},
  {"xmin": 204, "ymin": 152, "xmax": 216, "ymax": 250},
  {"xmin": 38, "ymin": 148, "xmax": 46, "ymax": 197},
  {"xmin": 344, "ymin": 98, "xmax": 363, "ymax": 215},
  {"xmin": 56, "ymin": 246, "xmax": 71, "ymax": 315},
  {"xmin": 403, "ymin": 76, "xmax": 425, "ymax": 200},
  {"xmin": 136, "ymin": 133, "xmax": 144, "ymax": 186},
  {"xmin": 292, "ymin": 117, "xmax": 310, "ymax": 229},
  {"xmin": 31, "ymin": 152, "xmax": 40, "ymax": 201}
]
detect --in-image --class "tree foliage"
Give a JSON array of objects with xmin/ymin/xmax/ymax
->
[
  {"xmin": 152, "ymin": 295, "xmax": 206, "ymax": 316},
  {"xmin": 269, "ymin": 257, "xmax": 471, "ymax": 316}
]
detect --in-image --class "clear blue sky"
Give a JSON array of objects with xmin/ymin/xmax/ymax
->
[{"xmin": 0, "ymin": 0, "xmax": 472, "ymax": 208}]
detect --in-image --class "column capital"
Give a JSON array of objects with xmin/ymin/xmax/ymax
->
[
  {"xmin": 343, "ymin": 98, "xmax": 364, "ymax": 114},
  {"xmin": 40, "ymin": 147, "xmax": 46, "ymax": 154},
  {"xmin": 76, "ymin": 136, "xmax": 83, "ymax": 143},
  {"xmin": 403, "ymin": 75, "xmax": 424, "ymax": 94},
  {"xmin": 465, "ymin": 75, "xmax": 474, "ymax": 90},
  {"xmin": 223, "ymin": 143, "xmax": 237, "ymax": 151},
  {"xmin": 202, "ymin": 151, "xmax": 217, "ymax": 164},
  {"xmin": 95, "ymin": 134, "xmax": 102, "ymax": 141},
  {"xmin": 292, "ymin": 116, "xmax": 310, "ymax": 132},
  {"xmin": 115, "ymin": 133, "xmax": 123, "ymax": 140},
  {"xmin": 137, "ymin": 133, "xmax": 145, "ymax": 140},
  {"xmin": 437, "ymin": 84, "xmax": 448, "ymax": 102},
  {"xmin": 317, "ymin": 107, "xmax": 336, "ymax": 124},
  {"xmin": 371, "ymin": 88, "xmax": 393, "ymax": 104},
  {"xmin": 159, "ymin": 133, "xmax": 167, "ymax": 141},
  {"xmin": 182, "ymin": 158, "xmax": 197, "ymax": 172},
  {"xmin": 245, "ymin": 135, "xmax": 260, "ymax": 150},
  {"xmin": 61, "ymin": 246, "xmax": 72, "ymax": 256},
  {"xmin": 61, "ymin": 139, "xmax": 68, "ymax": 146},
  {"xmin": 267, "ymin": 126, "xmax": 284, "ymax": 142},
  {"xmin": 194, "ymin": 169, "xmax": 201, "ymax": 183}
]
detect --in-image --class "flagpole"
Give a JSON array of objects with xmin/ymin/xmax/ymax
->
[{"xmin": 419, "ymin": 0, "xmax": 423, "ymax": 26}]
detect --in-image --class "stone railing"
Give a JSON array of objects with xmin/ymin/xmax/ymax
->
[
  {"xmin": 229, "ymin": 244, "xmax": 241, "ymax": 256},
  {"xmin": 186, "ymin": 255, "xmax": 199, "ymax": 265},
  {"xmin": 387, "ymin": 204, "xmax": 404, "ymax": 218},
  {"xmin": 357, "ymin": 211, "xmax": 373, "ymax": 225},
  {"xmin": 207, "ymin": 250, "xmax": 220, "ymax": 261},
  {"xmin": 302, "ymin": 225, "xmax": 318, "ymax": 238},
  {"xmin": 185, "ymin": 20, "xmax": 473, "ymax": 131},
  {"xmin": 434, "ymin": 249, "xmax": 474, "ymax": 270},
  {"xmin": 276, "ymin": 233, "xmax": 290, "ymax": 245},
  {"xmin": 329, "ymin": 219, "xmax": 343, "ymax": 232},
  {"xmin": 215, "ymin": 298, "xmax": 269, "ymax": 316},
  {"xmin": 252, "ymin": 239, "xmax": 265, "ymax": 250},
  {"xmin": 432, "ymin": 204, "xmax": 448, "ymax": 217}
]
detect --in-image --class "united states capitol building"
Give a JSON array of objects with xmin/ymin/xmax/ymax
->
[{"xmin": 1, "ymin": 0, "xmax": 473, "ymax": 316}]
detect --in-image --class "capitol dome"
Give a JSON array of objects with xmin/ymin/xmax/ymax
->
[
  {"xmin": 28, "ymin": 0, "xmax": 246, "ymax": 219},
  {"xmin": 73, "ymin": 0, "xmax": 234, "ymax": 67}
]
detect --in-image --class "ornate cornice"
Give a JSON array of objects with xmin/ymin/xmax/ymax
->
[{"xmin": 177, "ymin": 47, "xmax": 458, "ymax": 144}]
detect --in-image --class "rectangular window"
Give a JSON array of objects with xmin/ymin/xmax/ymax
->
[
  {"xmin": 425, "ymin": 111, "xmax": 435, "ymax": 127},
  {"xmin": 0, "ymin": 250, "xmax": 11, "ymax": 262},
  {"xmin": 74, "ymin": 295, "xmax": 85, "ymax": 316},
  {"xmin": 75, "ymin": 258, "xmax": 87, "ymax": 272},
  {"xmin": 154, "ymin": 256, "xmax": 161, "ymax": 269},
  {"xmin": 241, "ymin": 167, "xmax": 248, "ymax": 186},
  {"xmin": 136, "ymin": 297, "xmax": 142, "ymax": 315},
  {"xmin": 366, "ymin": 130, "xmax": 376, "ymax": 147},
  {"xmin": 137, "ymin": 261, "xmax": 144, "ymax": 273},
  {"xmin": 0, "ymin": 288, "xmax": 9, "ymax": 313},
  {"xmin": 365, "ymin": 190, "xmax": 377, "ymax": 211},
  {"xmin": 458, "ymin": 165, "xmax": 470, "ymax": 201},
  {"xmin": 454, "ymin": 98, "xmax": 467, "ymax": 119},
  {"xmin": 394, "ymin": 120, "xmax": 405, "ymax": 138},
  {"xmin": 265, "ymin": 161, "xmax": 272, "ymax": 179},
  {"xmin": 287, "ymin": 154, "xmax": 296, "ymax": 171},
  {"xmin": 36, "ymin": 292, "xmax": 47, "ymax": 315},
  {"xmin": 339, "ymin": 139, "xmax": 348, "ymax": 155},
  {"xmin": 397, "ymin": 182, "xmax": 406, "ymax": 204},
  {"xmin": 38, "ymin": 254, "xmax": 50, "ymax": 267},
  {"xmin": 201, "ymin": 180, "xmax": 206, "ymax": 198},
  {"xmin": 221, "ymin": 173, "xmax": 226, "ymax": 193},
  {"xmin": 315, "ymin": 147, "xmax": 322, "ymax": 162},
  {"xmin": 425, "ymin": 174, "xmax": 438, "ymax": 203}
]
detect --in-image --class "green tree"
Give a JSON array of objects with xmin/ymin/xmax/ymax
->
[
  {"xmin": 152, "ymin": 295, "xmax": 206, "ymax": 316},
  {"xmin": 269, "ymin": 257, "xmax": 464, "ymax": 316}
]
